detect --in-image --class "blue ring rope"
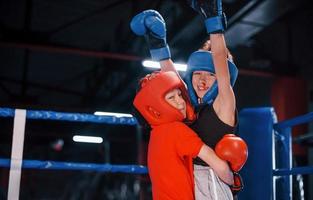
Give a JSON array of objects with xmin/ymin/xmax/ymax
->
[
  {"xmin": 0, "ymin": 108, "xmax": 145, "ymax": 175},
  {"xmin": 0, "ymin": 158, "xmax": 148, "ymax": 174},
  {"xmin": 274, "ymin": 112, "xmax": 313, "ymax": 131},
  {"xmin": 0, "ymin": 107, "xmax": 138, "ymax": 125},
  {"xmin": 273, "ymin": 166, "xmax": 313, "ymax": 176}
]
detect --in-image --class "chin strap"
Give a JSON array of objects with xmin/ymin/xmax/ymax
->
[{"xmin": 198, "ymin": 98, "xmax": 203, "ymax": 104}]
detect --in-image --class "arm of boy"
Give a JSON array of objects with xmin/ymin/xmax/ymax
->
[
  {"xmin": 130, "ymin": 10, "xmax": 181, "ymax": 77},
  {"xmin": 188, "ymin": 0, "xmax": 236, "ymax": 126},
  {"xmin": 198, "ymin": 144, "xmax": 234, "ymax": 185},
  {"xmin": 174, "ymin": 122, "xmax": 233, "ymax": 185},
  {"xmin": 210, "ymin": 34, "xmax": 236, "ymax": 127}
]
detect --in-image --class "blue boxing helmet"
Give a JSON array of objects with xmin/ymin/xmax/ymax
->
[{"xmin": 184, "ymin": 50, "xmax": 238, "ymax": 107}]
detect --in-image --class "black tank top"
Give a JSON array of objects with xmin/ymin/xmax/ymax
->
[{"xmin": 190, "ymin": 104, "xmax": 238, "ymax": 166}]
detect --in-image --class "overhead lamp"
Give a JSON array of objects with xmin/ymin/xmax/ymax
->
[
  {"xmin": 94, "ymin": 111, "xmax": 133, "ymax": 118},
  {"xmin": 142, "ymin": 60, "xmax": 187, "ymax": 72},
  {"xmin": 73, "ymin": 135, "xmax": 103, "ymax": 144}
]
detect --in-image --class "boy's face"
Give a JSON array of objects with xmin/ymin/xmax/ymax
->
[
  {"xmin": 164, "ymin": 88, "xmax": 186, "ymax": 118},
  {"xmin": 192, "ymin": 70, "xmax": 216, "ymax": 98}
]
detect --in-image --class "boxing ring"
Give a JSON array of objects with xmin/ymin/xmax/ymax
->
[
  {"xmin": 0, "ymin": 106, "xmax": 312, "ymax": 199},
  {"xmin": 0, "ymin": 108, "xmax": 147, "ymax": 200},
  {"xmin": 238, "ymin": 107, "xmax": 313, "ymax": 200}
]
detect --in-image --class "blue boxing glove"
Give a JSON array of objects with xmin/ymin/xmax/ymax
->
[
  {"xmin": 130, "ymin": 9, "xmax": 171, "ymax": 61},
  {"xmin": 187, "ymin": 0, "xmax": 227, "ymax": 34}
]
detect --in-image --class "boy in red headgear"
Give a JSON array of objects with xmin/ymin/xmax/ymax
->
[{"xmin": 133, "ymin": 71, "xmax": 233, "ymax": 200}]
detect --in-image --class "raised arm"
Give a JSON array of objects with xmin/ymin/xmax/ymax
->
[
  {"xmin": 160, "ymin": 59, "xmax": 180, "ymax": 78},
  {"xmin": 188, "ymin": 0, "xmax": 236, "ymax": 125},
  {"xmin": 210, "ymin": 34, "xmax": 236, "ymax": 120},
  {"xmin": 130, "ymin": 10, "xmax": 181, "ymax": 78}
]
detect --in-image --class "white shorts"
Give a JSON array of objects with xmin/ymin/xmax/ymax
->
[{"xmin": 194, "ymin": 164, "xmax": 233, "ymax": 200}]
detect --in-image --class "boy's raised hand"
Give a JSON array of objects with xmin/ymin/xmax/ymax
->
[
  {"xmin": 187, "ymin": 0, "xmax": 227, "ymax": 34},
  {"xmin": 130, "ymin": 10, "xmax": 171, "ymax": 61}
]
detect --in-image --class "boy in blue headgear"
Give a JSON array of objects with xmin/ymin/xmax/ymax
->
[
  {"xmin": 130, "ymin": 1, "xmax": 244, "ymax": 199},
  {"xmin": 186, "ymin": 43, "xmax": 238, "ymax": 200}
]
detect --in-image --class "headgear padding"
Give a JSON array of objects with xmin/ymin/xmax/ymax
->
[
  {"xmin": 184, "ymin": 50, "xmax": 238, "ymax": 106},
  {"xmin": 133, "ymin": 71, "xmax": 195, "ymax": 126}
]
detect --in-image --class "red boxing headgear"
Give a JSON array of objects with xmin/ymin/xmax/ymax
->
[{"xmin": 133, "ymin": 71, "xmax": 195, "ymax": 126}]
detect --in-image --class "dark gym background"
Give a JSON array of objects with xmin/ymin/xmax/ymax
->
[{"xmin": 0, "ymin": 0, "xmax": 312, "ymax": 199}]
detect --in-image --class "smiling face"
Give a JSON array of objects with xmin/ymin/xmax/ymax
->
[
  {"xmin": 164, "ymin": 88, "xmax": 186, "ymax": 118},
  {"xmin": 192, "ymin": 70, "xmax": 216, "ymax": 99}
]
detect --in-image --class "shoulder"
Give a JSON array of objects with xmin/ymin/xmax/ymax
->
[
  {"xmin": 154, "ymin": 122, "xmax": 198, "ymax": 138},
  {"xmin": 162, "ymin": 122, "xmax": 196, "ymax": 136},
  {"xmin": 170, "ymin": 121, "xmax": 192, "ymax": 130},
  {"xmin": 172, "ymin": 122, "xmax": 201, "ymax": 140},
  {"xmin": 154, "ymin": 122, "xmax": 190, "ymax": 131}
]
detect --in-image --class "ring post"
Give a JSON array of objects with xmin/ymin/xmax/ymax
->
[{"xmin": 238, "ymin": 107, "xmax": 277, "ymax": 200}]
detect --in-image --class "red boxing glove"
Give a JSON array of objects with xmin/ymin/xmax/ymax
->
[
  {"xmin": 215, "ymin": 134, "xmax": 248, "ymax": 194},
  {"xmin": 215, "ymin": 134, "xmax": 248, "ymax": 172}
]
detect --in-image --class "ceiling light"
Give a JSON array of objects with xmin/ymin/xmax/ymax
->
[
  {"xmin": 73, "ymin": 135, "xmax": 103, "ymax": 144},
  {"xmin": 94, "ymin": 111, "xmax": 133, "ymax": 118},
  {"xmin": 142, "ymin": 60, "xmax": 187, "ymax": 71}
]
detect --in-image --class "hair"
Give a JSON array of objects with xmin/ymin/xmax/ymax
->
[
  {"xmin": 200, "ymin": 39, "xmax": 234, "ymax": 62},
  {"xmin": 200, "ymin": 39, "xmax": 211, "ymax": 51},
  {"xmin": 138, "ymin": 71, "xmax": 160, "ymax": 89}
]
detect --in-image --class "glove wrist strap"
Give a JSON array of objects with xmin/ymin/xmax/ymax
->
[
  {"xmin": 150, "ymin": 45, "xmax": 171, "ymax": 61},
  {"xmin": 205, "ymin": 14, "xmax": 227, "ymax": 34},
  {"xmin": 231, "ymin": 172, "xmax": 244, "ymax": 195}
]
